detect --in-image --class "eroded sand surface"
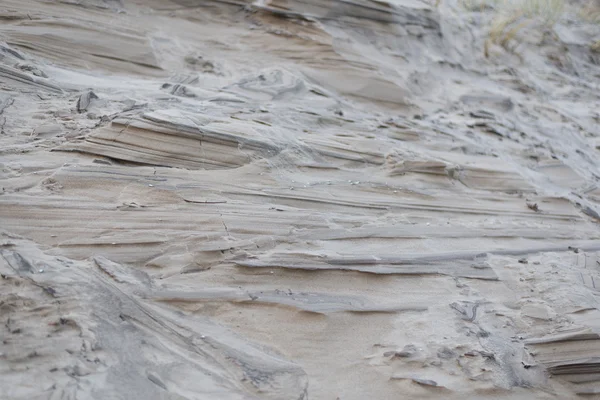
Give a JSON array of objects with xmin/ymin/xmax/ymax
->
[{"xmin": 2, "ymin": 0, "xmax": 600, "ymax": 398}]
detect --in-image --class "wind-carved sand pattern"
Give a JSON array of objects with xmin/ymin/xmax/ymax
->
[{"xmin": 1, "ymin": 0, "xmax": 600, "ymax": 398}]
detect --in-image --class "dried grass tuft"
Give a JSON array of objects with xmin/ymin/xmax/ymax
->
[
  {"xmin": 486, "ymin": 0, "xmax": 563, "ymax": 55},
  {"xmin": 457, "ymin": 0, "xmax": 565, "ymax": 56}
]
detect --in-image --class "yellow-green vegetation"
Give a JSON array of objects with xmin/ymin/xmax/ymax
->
[
  {"xmin": 455, "ymin": 0, "xmax": 599, "ymax": 57},
  {"xmin": 478, "ymin": 0, "xmax": 563, "ymax": 56}
]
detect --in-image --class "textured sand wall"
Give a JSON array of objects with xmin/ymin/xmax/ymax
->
[{"xmin": 2, "ymin": 0, "xmax": 600, "ymax": 398}]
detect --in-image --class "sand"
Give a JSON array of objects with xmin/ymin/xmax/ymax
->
[{"xmin": 1, "ymin": 0, "xmax": 600, "ymax": 398}]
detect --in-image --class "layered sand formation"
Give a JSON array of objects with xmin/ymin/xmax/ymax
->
[{"xmin": 2, "ymin": 0, "xmax": 600, "ymax": 398}]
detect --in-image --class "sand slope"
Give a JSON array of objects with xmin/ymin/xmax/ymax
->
[{"xmin": 2, "ymin": 0, "xmax": 600, "ymax": 398}]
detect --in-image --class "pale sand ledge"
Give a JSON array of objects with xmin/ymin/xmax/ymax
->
[{"xmin": 1, "ymin": 0, "xmax": 600, "ymax": 398}]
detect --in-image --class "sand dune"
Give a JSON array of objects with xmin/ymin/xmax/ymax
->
[{"xmin": 2, "ymin": 0, "xmax": 600, "ymax": 398}]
